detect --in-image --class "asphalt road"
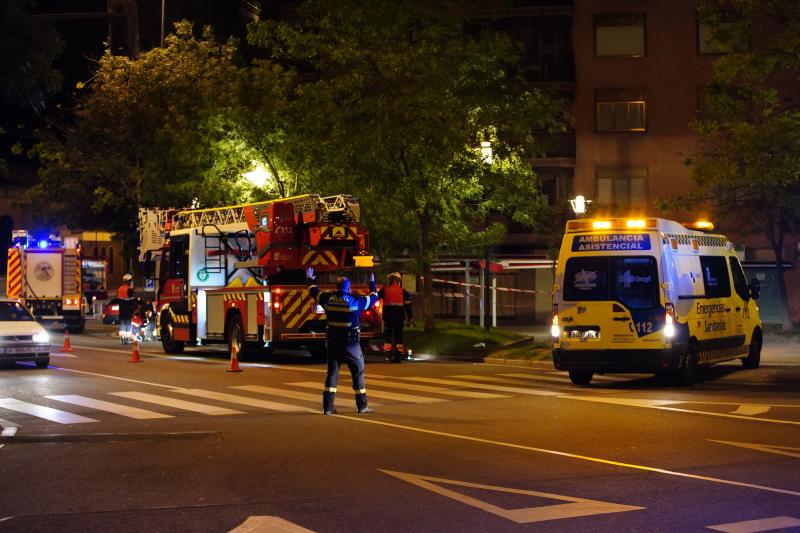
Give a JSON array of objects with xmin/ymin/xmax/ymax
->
[{"xmin": 1, "ymin": 322, "xmax": 799, "ymax": 532}]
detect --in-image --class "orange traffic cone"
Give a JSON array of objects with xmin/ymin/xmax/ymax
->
[
  {"xmin": 128, "ymin": 338, "xmax": 142, "ymax": 363},
  {"xmin": 227, "ymin": 343, "xmax": 242, "ymax": 373},
  {"xmin": 63, "ymin": 329, "xmax": 72, "ymax": 352}
]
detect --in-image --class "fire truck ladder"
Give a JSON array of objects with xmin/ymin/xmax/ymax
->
[
  {"xmin": 199, "ymin": 224, "xmax": 252, "ymax": 278},
  {"xmin": 170, "ymin": 194, "xmax": 360, "ymax": 231}
]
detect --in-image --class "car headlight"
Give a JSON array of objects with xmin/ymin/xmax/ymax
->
[{"xmin": 33, "ymin": 332, "xmax": 50, "ymax": 344}]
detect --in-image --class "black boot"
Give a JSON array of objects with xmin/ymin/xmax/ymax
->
[
  {"xmin": 323, "ymin": 391, "xmax": 337, "ymax": 415},
  {"xmin": 355, "ymin": 393, "xmax": 373, "ymax": 413}
]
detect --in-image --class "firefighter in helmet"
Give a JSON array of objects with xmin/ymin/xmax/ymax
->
[
  {"xmin": 307, "ymin": 267, "xmax": 378, "ymax": 415},
  {"xmin": 378, "ymin": 272, "xmax": 414, "ymax": 363}
]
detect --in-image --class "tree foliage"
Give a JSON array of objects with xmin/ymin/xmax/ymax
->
[
  {"xmin": 691, "ymin": 0, "xmax": 800, "ymax": 328},
  {"xmin": 250, "ymin": 0, "xmax": 566, "ymax": 329},
  {"xmin": 27, "ymin": 23, "xmax": 253, "ymax": 252}
]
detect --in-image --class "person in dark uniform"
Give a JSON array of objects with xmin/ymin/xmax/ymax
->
[
  {"xmin": 378, "ymin": 272, "xmax": 414, "ymax": 363},
  {"xmin": 307, "ymin": 267, "xmax": 378, "ymax": 415}
]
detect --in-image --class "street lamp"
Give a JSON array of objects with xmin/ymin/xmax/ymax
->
[
  {"xmin": 243, "ymin": 164, "xmax": 270, "ymax": 188},
  {"xmin": 569, "ymin": 195, "xmax": 591, "ymax": 216}
]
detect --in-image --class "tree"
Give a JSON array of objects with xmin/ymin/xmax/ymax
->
[
  {"xmin": 691, "ymin": 0, "xmax": 800, "ymax": 330},
  {"xmin": 250, "ymin": 0, "xmax": 566, "ymax": 330},
  {"xmin": 27, "ymin": 23, "xmax": 251, "ymax": 255}
]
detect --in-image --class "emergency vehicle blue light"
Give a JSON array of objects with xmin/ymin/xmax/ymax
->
[{"xmin": 38, "ymin": 240, "xmax": 49, "ymax": 249}]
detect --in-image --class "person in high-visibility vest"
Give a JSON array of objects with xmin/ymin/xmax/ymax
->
[
  {"xmin": 377, "ymin": 272, "xmax": 414, "ymax": 363},
  {"xmin": 307, "ymin": 267, "xmax": 378, "ymax": 415}
]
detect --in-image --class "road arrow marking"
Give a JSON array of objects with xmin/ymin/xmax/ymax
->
[
  {"xmin": 228, "ymin": 515, "xmax": 315, "ymax": 533},
  {"xmin": 730, "ymin": 405, "xmax": 771, "ymax": 416},
  {"xmin": 707, "ymin": 515, "xmax": 800, "ymax": 532},
  {"xmin": 380, "ymin": 470, "xmax": 643, "ymax": 524},
  {"xmin": 711, "ymin": 440, "xmax": 800, "ymax": 459}
]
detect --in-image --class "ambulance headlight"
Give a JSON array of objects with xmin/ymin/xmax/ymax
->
[{"xmin": 33, "ymin": 331, "xmax": 50, "ymax": 344}]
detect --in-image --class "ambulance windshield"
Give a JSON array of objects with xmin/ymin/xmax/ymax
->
[{"xmin": 563, "ymin": 256, "xmax": 659, "ymax": 309}]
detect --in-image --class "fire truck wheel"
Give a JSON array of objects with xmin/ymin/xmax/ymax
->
[
  {"xmin": 227, "ymin": 314, "xmax": 259, "ymax": 359},
  {"xmin": 67, "ymin": 322, "xmax": 85, "ymax": 334},
  {"xmin": 160, "ymin": 316, "xmax": 185, "ymax": 354}
]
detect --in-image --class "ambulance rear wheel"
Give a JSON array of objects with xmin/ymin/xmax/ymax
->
[
  {"xmin": 676, "ymin": 346, "xmax": 698, "ymax": 386},
  {"xmin": 742, "ymin": 330, "xmax": 762, "ymax": 369},
  {"xmin": 161, "ymin": 317, "xmax": 185, "ymax": 354},
  {"xmin": 568, "ymin": 370, "xmax": 593, "ymax": 386}
]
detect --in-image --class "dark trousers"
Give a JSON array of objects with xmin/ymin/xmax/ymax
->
[
  {"xmin": 383, "ymin": 318, "xmax": 405, "ymax": 348},
  {"xmin": 323, "ymin": 332, "xmax": 368, "ymax": 411}
]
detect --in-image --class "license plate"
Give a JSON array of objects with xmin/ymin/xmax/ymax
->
[{"xmin": 1, "ymin": 346, "xmax": 38, "ymax": 354}]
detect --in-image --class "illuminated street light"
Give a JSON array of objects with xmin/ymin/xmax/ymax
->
[
  {"xmin": 569, "ymin": 195, "xmax": 591, "ymax": 216},
  {"xmin": 243, "ymin": 163, "xmax": 270, "ymax": 188},
  {"xmin": 480, "ymin": 141, "xmax": 493, "ymax": 164}
]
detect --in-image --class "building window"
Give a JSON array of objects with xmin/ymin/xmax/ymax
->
[
  {"xmin": 596, "ymin": 166, "xmax": 648, "ymax": 207},
  {"xmin": 697, "ymin": 10, "xmax": 741, "ymax": 55},
  {"xmin": 595, "ymin": 14, "xmax": 645, "ymax": 57},
  {"xmin": 595, "ymin": 89, "xmax": 646, "ymax": 132}
]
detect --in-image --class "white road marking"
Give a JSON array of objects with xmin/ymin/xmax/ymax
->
[
  {"xmin": 367, "ymin": 378, "xmax": 508, "ymax": 399},
  {"xmin": 50, "ymin": 352, "xmax": 78, "ymax": 358},
  {"xmin": 711, "ymin": 440, "xmax": 800, "ymax": 459},
  {"xmin": 46, "ymin": 395, "xmax": 173, "ymax": 420},
  {"xmin": 381, "ymin": 470, "xmax": 643, "ymax": 523},
  {"xmin": 1, "ymin": 427, "xmax": 18, "ymax": 437},
  {"xmin": 730, "ymin": 405, "xmax": 771, "ymax": 416},
  {"xmin": 0, "ymin": 398, "xmax": 98, "ymax": 424},
  {"xmin": 172, "ymin": 389, "xmax": 314, "ymax": 413},
  {"xmin": 502, "ymin": 372, "xmax": 630, "ymax": 385},
  {"xmin": 110, "ymin": 391, "xmax": 244, "ymax": 415},
  {"xmin": 707, "ymin": 516, "xmax": 800, "ymax": 532},
  {"xmin": 0, "ymin": 517, "xmax": 13, "ymax": 523},
  {"xmin": 231, "ymin": 385, "xmax": 381, "ymax": 407},
  {"xmin": 288, "ymin": 382, "xmax": 446, "ymax": 403},
  {"xmin": 449, "ymin": 374, "xmax": 617, "ymax": 394},
  {"xmin": 399, "ymin": 377, "xmax": 560, "ymax": 396},
  {"xmin": 560, "ymin": 395, "xmax": 800, "ymax": 426},
  {"xmin": 333, "ymin": 414, "xmax": 800, "ymax": 497},
  {"xmin": 229, "ymin": 515, "xmax": 315, "ymax": 533}
]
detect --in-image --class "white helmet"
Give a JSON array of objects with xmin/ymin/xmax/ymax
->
[{"xmin": 122, "ymin": 273, "xmax": 133, "ymax": 282}]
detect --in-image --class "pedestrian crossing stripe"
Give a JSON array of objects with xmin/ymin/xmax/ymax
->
[
  {"xmin": 367, "ymin": 378, "xmax": 508, "ymax": 399},
  {"xmin": 232, "ymin": 385, "xmax": 382, "ymax": 407},
  {"xmin": 0, "ymin": 398, "xmax": 98, "ymax": 424},
  {"xmin": 288, "ymin": 382, "xmax": 446, "ymax": 403},
  {"xmin": 399, "ymin": 377, "xmax": 560, "ymax": 397},
  {"xmin": 46, "ymin": 395, "xmax": 172, "ymax": 420},
  {"xmin": 172, "ymin": 388, "xmax": 315, "ymax": 413},
  {"xmin": 109, "ymin": 391, "xmax": 244, "ymax": 416}
]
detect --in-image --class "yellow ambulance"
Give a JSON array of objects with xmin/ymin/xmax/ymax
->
[{"xmin": 551, "ymin": 218, "xmax": 762, "ymax": 385}]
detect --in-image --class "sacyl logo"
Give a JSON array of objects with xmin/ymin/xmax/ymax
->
[{"xmin": 34, "ymin": 261, "xmax": 54, "ymax": 281}]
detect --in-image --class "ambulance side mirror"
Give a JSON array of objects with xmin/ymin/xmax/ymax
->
[{"xmin": 748, "ymin": 278, "xmax": 760, "ymax": 300}]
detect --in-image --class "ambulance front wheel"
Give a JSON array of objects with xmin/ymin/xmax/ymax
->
[
  {"xmin": 568, "ymin": 370, "xmax": 593, "ymax": 386},
  {"xmin": 161, "ymin": 317, "xmax": 185, "ymax": 354},
  {"xmin": 742, "ymin": 329, "xmax": 762, "ymax": 369}
]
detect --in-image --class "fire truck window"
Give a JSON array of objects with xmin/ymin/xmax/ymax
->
[{"xmin": 169, "ymin": 235, "xmax": 189, "ymax": 280}]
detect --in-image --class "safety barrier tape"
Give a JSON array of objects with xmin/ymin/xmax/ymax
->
[{"xmin": 432, "ymin": 278, "xmax": 550, "ymax": 295}]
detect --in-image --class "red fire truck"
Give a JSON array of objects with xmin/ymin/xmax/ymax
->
[{"xmin": 138, "ymin": 194, "xmax": 381, "ymax": 358}]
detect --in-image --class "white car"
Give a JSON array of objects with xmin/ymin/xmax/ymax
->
[{"xmin": 0, "ymin": 298, "xmax": 50, "ymax": 369}]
